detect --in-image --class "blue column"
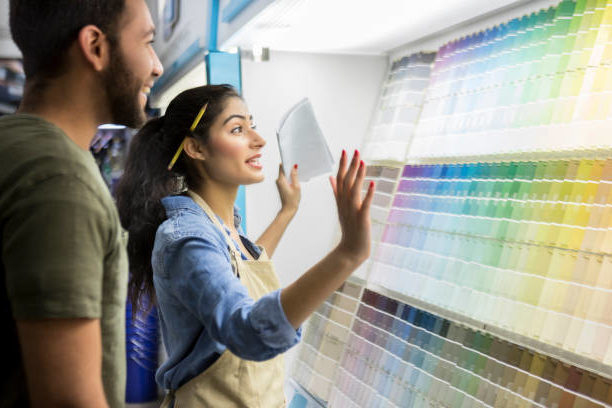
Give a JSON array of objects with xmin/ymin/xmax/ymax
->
[{"xmin": 206, "ymin": 0, "xmax": 247, "ymax": 232}]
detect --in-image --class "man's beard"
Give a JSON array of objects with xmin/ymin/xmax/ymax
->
[{"xmin": 102, "ymin": 46, "xmax": 146, "ymax": 129}]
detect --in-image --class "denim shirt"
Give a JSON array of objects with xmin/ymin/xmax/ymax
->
[{"xmin": 152, "ymin": 195, "xmax": 301, "ymax": 390}]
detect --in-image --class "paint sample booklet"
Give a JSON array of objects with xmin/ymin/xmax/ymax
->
[{"xmin": 277, "ymin": 98, "xmax": 334, "ymax": 182}]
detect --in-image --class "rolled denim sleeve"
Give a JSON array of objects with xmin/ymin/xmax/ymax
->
[
  {"xmin": 250, "ymin": 289, "xmax": 302, "ymax": 349},
  {"xmin": 168, "ymin": 233, "xmax": 301, "ymax": 361}
]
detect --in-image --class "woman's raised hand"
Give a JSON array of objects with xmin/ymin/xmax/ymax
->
[
  {"xmin": 329, "ymin": 150, "xmax": 374, "ymax": 265},
  {"xmin": 279, "ymin": 150, "xmax": 375, "ymax": 328}
]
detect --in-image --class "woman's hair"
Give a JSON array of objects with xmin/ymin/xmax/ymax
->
[{"xmin": 116, "ymin": 84, "xmax": 241, "ymax": 313}]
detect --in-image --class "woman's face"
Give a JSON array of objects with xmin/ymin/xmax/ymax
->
[{"xmin": 202, "ymin": 97, "xmax": 266, "ymax": 186}]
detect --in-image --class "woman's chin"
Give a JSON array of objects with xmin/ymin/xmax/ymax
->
[{"xmin": 242, "ymin": 175, "xmax": 265, "ymax": 185}]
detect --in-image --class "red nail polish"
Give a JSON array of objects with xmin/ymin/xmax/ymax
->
[
  {"xmin": 294, "ymin": 164, "xmax": 298, "ymax": 169},
  {"xmin": 370, "ymin": 181, "xmax": 375, "ymax": 188},
  {"xmin": 341, "ymin": 149, "xmax": 346, "ymax": 157},
  {"xmin": 360, "ymin": 160, "xmax": 364, "ymax": 168},
  {"xmin": 354, "ymin": 149, "xmax": 359, "ymax": 156}
]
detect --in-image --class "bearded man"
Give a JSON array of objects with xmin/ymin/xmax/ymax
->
[{"xmin": 0, "ymin": 1, "xmax": 163, "ymax": 406}]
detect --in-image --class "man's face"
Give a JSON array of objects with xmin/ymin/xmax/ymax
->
[{"xmin": 102, "ymin": 0, "xmax": 163, "ymax": 128}]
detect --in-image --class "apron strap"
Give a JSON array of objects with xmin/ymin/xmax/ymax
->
[
  {"xmin": 160, "ymin": 390, "xmax": 175, "ymax": 408},
  {"xmin": 186, "ymin": 190, "xmax": 240, "ymax": 274}
]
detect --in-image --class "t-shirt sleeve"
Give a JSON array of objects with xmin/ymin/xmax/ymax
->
[{"xmin": 3, "ymin": 175, "xmax": 109, "ymax": 319}]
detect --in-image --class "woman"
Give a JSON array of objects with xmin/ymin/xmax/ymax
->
[{"xmin": 116, "ymin": 85, "xmax": 373, "ymax": 407}]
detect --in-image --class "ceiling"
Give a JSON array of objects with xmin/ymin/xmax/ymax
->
[
  {"xmin": 0, "ymin": 0, "xmax": 556, "ymax": 59},
  {"xmin": 219, "ymin": 0, "xmax": 541, "ymax": 55}
]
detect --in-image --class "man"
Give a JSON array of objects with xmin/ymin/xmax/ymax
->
[{"xmin": 0, "ymin": 0, "xmax": 163, "ymax": 406}]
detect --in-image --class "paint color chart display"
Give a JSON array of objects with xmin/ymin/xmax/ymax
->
[
  {"xmin": 353, "ymin": 166, "xmax": 403, "ymax": 280},
  {"xmin": 329, "ymin": 289, "xmax": 612, "ymax": 408},
  {"xmin": 363, "ymin": 52, "xmax": 435, "ymax": 163},
  {"xmin": 290, "ymin": 1, "xmax": 612, "ymax": 405},
  {"xmin": 292, "ymin": 281, "xmax": 363, "ymax": 403},
  {"xmin": 411, "ymin": 0, "xmax": 612, "ymax": 158},
  {"xmin": 372, "ymin": 161, "xmax": 612, "ymax": 366}
]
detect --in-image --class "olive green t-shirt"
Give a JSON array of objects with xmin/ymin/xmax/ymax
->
[{"xmin": 0, "ymin": 114, "xmax": 128, "ymax": 407}]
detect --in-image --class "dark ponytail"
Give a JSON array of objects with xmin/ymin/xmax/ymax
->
[{"xmin": 116, "ymin": 84, "xmax": 241, "ymax": 313}]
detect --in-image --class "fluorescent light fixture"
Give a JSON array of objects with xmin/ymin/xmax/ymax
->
[{"xmin": 98, "ymin": 124, "xmax": 127, "ymax": 130}]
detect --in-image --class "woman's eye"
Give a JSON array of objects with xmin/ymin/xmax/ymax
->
[
  {"xmin": 231, "ymin": 126, "xmax": 242, "ymax": 134},
  {"xmin": 251, "ymin": 122, "xmax": 257, "ymax": 130}
]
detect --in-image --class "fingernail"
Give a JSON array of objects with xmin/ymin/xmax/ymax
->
[
  {"xmin": 354, "ymin": 149, "xmax": 359, "ymax": 156},
  {"xmin": 360, "ymin": 160, "xmax": 364, "ymax": 168},
  {"xmin": 341, "ymin": 149, "xmax": 346, "ymax": 157},
  {"xmin": 370, "ymin": 181, "xmax": 375, "ymax": 188},
  {"xmin": 294, "ymin": 164, "xmax": 298, "ymax": 169}
]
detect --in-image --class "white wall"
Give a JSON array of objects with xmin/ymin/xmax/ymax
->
[
  {"xmin": 240, "ymin": 50, "xmax": 386, "ymax": 373},
  {"xmin": 241, "ymin": 50, "xmax": 387, "ymax": 287}
]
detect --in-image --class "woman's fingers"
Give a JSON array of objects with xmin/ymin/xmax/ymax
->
[
  {"xmin": 329, "ymin": 176, "xmax": 338, "ymax": 199},
  {"xmin": 342, "ymin": 150, "xmax": 360, "ymax": 196},
  {"xmin": 360, "ymin": 180, "xmax": 375, "ymax": 221},
  {"xmin": 277, "ymin": 163, "xmax": 286, "ymax": 180},
  {"xmin": 336, "ymin": 150, "xmax": 348, "ymax": 195},
  {"xmin": 350, "ymin": 160, "xmax": 367, "ymax": 206},
  {"xmin": 290, "ymin": 164, "xmax": 299, "ymax": 187}
]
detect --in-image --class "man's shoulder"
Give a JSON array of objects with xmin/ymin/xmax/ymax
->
[
  {"xmin": 0, "ymin": 114, "xmax": 111, "ymax": 210},
  {"xmin": 0, "ymin": 114, "xmax": 87, "ymax": 162},
  {"xmin": 0, "ymin": 113, "xmax": 66, "ymax": 145}
]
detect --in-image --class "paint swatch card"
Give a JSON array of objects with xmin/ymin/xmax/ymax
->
[{"xmin": 277, "ymin": 98, "xmax": 334, "ymax": 182}]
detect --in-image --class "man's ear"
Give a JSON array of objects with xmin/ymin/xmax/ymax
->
[
  {"xmin": 77, "ymin": 25, "xmax": 110, "ymax": 72},
  {"xmin": 183, "ymin": 137, "xmax": 208, "ymax": 161}
]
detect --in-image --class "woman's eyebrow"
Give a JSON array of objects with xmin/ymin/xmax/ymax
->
[{"xmin": 222, "ymin": 114, "xmax": 253, "ymax": 125}]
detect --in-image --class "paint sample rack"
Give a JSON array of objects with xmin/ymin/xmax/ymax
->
[
  {"xmin": 292, "ymin": 281, "xmax": 364, "ymax": 403},
  {"xmin": 371, "ymin": 160, "xmax": 612, "ymax": 371},
  {"xmin": 353, "ymin": 165, "xmax": 403, "ymax": 280},
  {"xmin": 292, "ymin": 282, "xmax": 612, "ymax": 407},
  {"xmin": 411, "ymin": 0, "xmax": 612, "ymax": 159},
  {"xmin": 290, "ymin": 1, "xmax": 612, "ymax": 406},
  {"xmin": 362, "ymin": 52, "xmax": 436, "ymax": 163},
  {"xmin": 331, "ymin": 289, "xmax": 612, "ymax": 407}
]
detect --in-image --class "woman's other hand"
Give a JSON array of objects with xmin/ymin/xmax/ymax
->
[
  {"xmin": 329, "ymin": 150, "xmax": 374, "ymax": 266},
  {"xmin": 276, "ymin": 164, "xmax": 301, "ymax": 216}
]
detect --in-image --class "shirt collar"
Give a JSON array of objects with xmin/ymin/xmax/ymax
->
[{"xmin": 161, "ymin": 195, "xmax": 242, "ymax": 229}]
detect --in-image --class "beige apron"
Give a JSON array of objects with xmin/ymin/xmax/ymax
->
[{"xmin": 161, "ymin": 191, "xmax": 286, "ymax": 408}]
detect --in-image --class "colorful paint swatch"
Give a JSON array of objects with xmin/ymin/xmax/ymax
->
[
  {"xmin": 363, "ymin": 52, "xmax": 436, "ymax": 163},
  {"xmin": 411, "ymin": 0, "xmax": 612, "ymax": 158},
  {"xmin": 329, "ymin": 290, "xmax": 612, "ymax": 407},
  {"xmin": 292, "ymin": 2, "xmax": 612, "ymax": 407},
  {"xmin": 292, "ymin": 281, "xmax": 363, "ymax": 402},
  {"xmin": 293, "ymin": 287, "xmax": 612, "ymax": 407},
  {"xmin": 353, "ymin": 166, "xmax": 403, "ymax": 280},
  {"xmin": 371, "ymin": 161, "xmax": 612, "ymax": 364}
]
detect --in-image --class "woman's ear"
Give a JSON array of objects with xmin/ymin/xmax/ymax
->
[{"xmin": 183, "ymin": 137, "xmax": 207, "ymax": 161}]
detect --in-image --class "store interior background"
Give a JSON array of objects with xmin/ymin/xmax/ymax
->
[{"xmin": 2, "ymin": 0, "xmax": 612, "ymax": 406}]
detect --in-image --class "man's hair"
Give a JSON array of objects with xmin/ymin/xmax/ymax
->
[{"xmin": 9, "ymin": 0, "xmax": 126, "ymax": 80}]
